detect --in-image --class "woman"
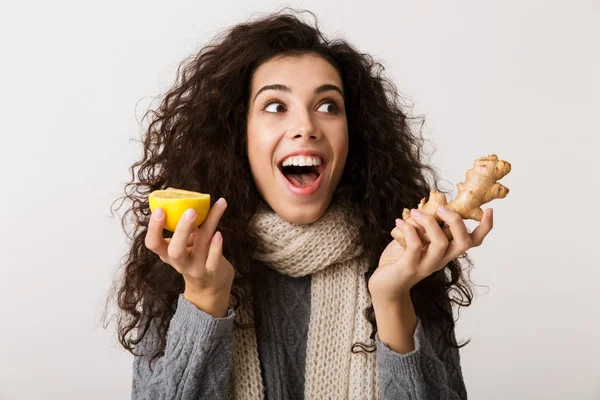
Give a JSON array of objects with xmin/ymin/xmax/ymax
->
[{"xmin": 109, "ymin": 8, "xmax": 491, "ymax": 399}]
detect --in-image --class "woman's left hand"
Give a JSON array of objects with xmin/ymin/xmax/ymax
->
[{"xmin": 368, "ymin": 206, "xmax": 494, "ymax": 302}]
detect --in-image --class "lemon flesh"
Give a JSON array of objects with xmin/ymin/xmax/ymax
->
[{"xmin": 148, "ymin": 188, "xmax": 211, "ymax": 232}]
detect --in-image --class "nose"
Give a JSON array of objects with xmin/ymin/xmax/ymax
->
[{"xmin": 286, "ymin": 110, "xmax": 321, "ymax": 140}]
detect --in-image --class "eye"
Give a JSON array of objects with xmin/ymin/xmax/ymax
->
[
  {"xmin": 263, "ymin": 99, "xmax": 286, "ymax": 113},
  {"xmin": 317, "ymin": 100, "xmax": 340, "ymax": 114},
  {"xmin": 262, "ymin": 99, "xmax": 341, "ymax": 114}
]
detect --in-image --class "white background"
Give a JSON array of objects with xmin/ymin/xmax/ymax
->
[{"xmin": 1, "ymin": 1, "xmax": 598, "ymax": 399}]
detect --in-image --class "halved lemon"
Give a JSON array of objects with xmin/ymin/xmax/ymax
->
[{"xmin": 148, "ymin": 188, "xmax": 211, "ymax": 232}]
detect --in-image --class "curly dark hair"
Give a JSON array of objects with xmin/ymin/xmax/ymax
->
[{"xmin": 105, "ymin": 7, "xmax": 474, "ymax": 367}]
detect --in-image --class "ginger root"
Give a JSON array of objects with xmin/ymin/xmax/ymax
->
[{"xmin": 390, "ymin": 154, "xmax": 512, "ymax": 249}]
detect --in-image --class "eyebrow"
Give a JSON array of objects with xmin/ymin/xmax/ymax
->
[{"xmin": 253, "ymin": 84, "xmax": 344, "ymax": 103}]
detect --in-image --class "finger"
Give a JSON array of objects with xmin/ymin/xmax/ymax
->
[
  {"xmin": 145, "ymin": 208, "xmax": 169, "ymax": 258},
  {"xmin": 470, "ymin": 208, "xmax": 494, "ymax": 247},
  {"xmin": 193, "ymin": 198, "xmax": 228, "ymax": 253},
  {"xmin": 393, "ymin": 219, "xmax": 408, "ymax": 248},
  {"xmin": 403, "ymin": 220, "xmax": 424, "ymax": 267},
  {"xmin": 205, "ymin": 231, "xmax": 224, "ymax": 273},
  {"xmin": 165, "ymin": 230, "xmax": 196, "ymax": 248},
  {"xmin": 411, "ymin": 209, "xmax": 449, "ymax": 272},
  {"xmin": 168, "ymin": 208, "xmax": 199, "ymax": 264},
  {"xmin": 436, "ymin": 205, "xmax": 473, "ymax": 259}
]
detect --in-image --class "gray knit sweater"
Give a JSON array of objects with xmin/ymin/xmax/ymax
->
[{"xmin": 132, "ymin": 267, "xmax": 467, "ymax": 399}]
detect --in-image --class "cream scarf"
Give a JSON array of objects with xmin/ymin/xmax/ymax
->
[{"xmin": 229, "ymin": 201, "xmax": 378, "ymax": 399}]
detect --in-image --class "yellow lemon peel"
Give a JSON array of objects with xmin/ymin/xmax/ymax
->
[{"xmin": 148, "ymin": 188, "xmax": 211, "ymax": 232}]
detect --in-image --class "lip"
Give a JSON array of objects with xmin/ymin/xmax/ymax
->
[
  {"xmin": 278, "ymin": 165, "xmax": 325, "ymax": 196},
  {"xmin": 275, "ymin": 149, "xmax": 329, "ymax": 197}
]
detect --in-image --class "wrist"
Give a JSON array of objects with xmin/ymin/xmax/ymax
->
[
  {"xmin": 371, "ymin": 288, "xmax": 412, "ymax": 309},
  {"xmin": 183, "ymin": 287, "xmax": 230, "ymax": 318},
  {"xmin": 372, "ymin": 291, "xmax": 417, "ymax": 354}
]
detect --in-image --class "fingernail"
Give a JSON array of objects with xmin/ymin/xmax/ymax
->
[
  {"xmin": 488, "ymin": 209, "xmax": 493, "ymax": 218},
  {"xmin": 152, "ymin": 208, "xmax": 164, "ymax": 220},
  {"xmin": 395, "ymin": 218, "xmax": 405, "ymax": 226},
  {"xmin": 438, "ymin": 206, "xmax": 449, "ymax": 214},
  {"xmin": 411, "ymin": 209, "xmax": 422, "ymax": 217},
  {"xmin": 184, "ymin": 209, "xmax": 197, "ymax": 220},
  {"xmin": 216, "ymin": 198, "xmax": 226, "ymax": 207},
  {"xmin": 213, "ymin": 231, "xmax": 222, "ymax": 243}
]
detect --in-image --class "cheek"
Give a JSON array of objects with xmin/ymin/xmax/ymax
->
[
  {"xmin": 333, "ymin": 128, "xmax": 349, "ymax": 159},
  {"xmin": 247, "ymin": 126, "xmax": 276, "ymax": 168}
]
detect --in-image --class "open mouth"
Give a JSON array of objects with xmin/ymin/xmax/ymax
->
[
  {"xmin": 279, "ymin": 165, "xmax": 321, "ymax": 187},
  {"xmin": 277, "ymin": 158, "xmax": 327, "ymax": 195}
]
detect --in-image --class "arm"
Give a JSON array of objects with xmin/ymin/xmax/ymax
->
[
  {"xmin": 132, "ymin": 294, "xmax": 235, "ymax": 400},
  {"xmin": 374, "ymin": 294, "xmax": 467, "ymax": 400},
  {"xmin": 371, "ymin": 192, "xmax": 494, "ymax": 399}
]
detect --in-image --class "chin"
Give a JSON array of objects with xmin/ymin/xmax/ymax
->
[{"xmin": 269, "ymin": 198, "xmax": 332, "ymax": 225}]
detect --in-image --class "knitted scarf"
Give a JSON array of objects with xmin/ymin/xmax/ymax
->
[{"xmin": 229, "ymin": 201, "xmax": 378, "ymax": 399}]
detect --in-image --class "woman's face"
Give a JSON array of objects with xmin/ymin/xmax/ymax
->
[{"xmin": 247, "ymin": 54, "xmax": 348, "ymax": 224}]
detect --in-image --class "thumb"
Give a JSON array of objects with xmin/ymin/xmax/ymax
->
[{"xmin": 205, "ymin": 231, "xmax": 223, "ymax": 272}]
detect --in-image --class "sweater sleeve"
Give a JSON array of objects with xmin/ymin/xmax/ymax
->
[
  {"xmin": 375, "ymin": 317, "xmax": 468, "ymax": 400},
  {"xmin": 132, "ymin": 294, "xmax": 236, "ymax": 400}
]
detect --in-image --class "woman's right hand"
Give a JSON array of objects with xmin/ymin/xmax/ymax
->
[{"xmin": 145, "ymin": 197, "xmax": 234, "ymax": 317}]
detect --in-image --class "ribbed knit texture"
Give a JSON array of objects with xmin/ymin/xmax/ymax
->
[
  {"xmin": 131, "ymin": 202, "xmax": 469, "ymax": 399},
  {"xmin": 230, "ymin": 201, "xmax": 378, "ymax": 399}
]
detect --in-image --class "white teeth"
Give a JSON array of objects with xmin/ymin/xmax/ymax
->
[{"xmin": 281, "ymin": 155, "xmax": 323, "ymax": 167}]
